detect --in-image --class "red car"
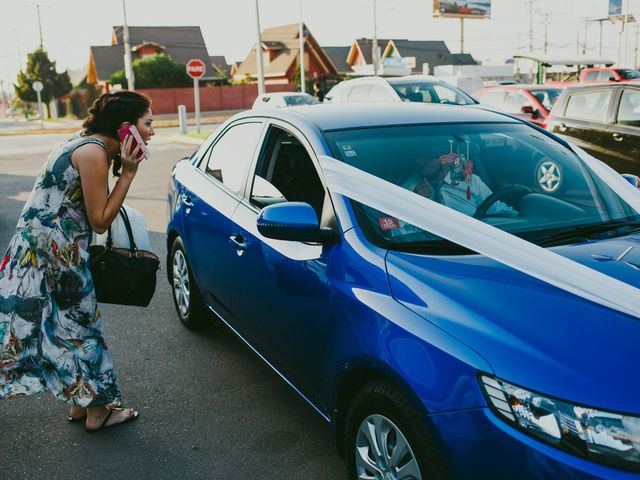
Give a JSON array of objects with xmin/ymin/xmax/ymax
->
[{"xmin": 473, "ymin": 84, "xmax": 563, "ymax": 128}]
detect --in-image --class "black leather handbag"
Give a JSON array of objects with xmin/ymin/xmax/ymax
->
[{"xmin": 88, "ymin": 207, "xmax": 160, "ymax": 307}]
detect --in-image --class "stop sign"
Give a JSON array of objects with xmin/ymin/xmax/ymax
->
[{"xmin": 186, "ymin": 59, "xmax": 206, "ymax": 79}]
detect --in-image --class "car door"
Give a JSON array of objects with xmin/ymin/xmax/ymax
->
[
  {"xmin": 227, "ymin": 122, "xmax": 335, "ymax": 406},
  {"xmin": 605, "ymin": 87, "xmax": 640, "ymax": 175},
  {"xmin": 182, "ymin": 120, "xmax": 264, "ymax": 310},
  {"xmin": 550, "ymin": 88, "xmax": 614, "ymax": 160}
]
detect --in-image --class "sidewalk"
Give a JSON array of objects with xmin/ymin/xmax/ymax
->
[{"xmin": 0, "ymin": 109, "xmax": 240, "ymax": 136}]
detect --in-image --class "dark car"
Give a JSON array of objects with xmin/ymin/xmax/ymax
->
[
  {"xmin": 546, "ymin": 83, "xmax": 640, "ymax": 176},
  {"xmin": 167, "ymin": 102, "xmax": 640, "ymax": 479},
  {"xmin": 474, "ymin": 84, "xmax": 563, "ymax": 127}
]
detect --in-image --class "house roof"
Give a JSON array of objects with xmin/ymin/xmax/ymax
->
[
  {"xmin": 237, "ymin": 23, "xmax": 336, "ymax": 78},
  {"xmin": 349, "ymin": 38, "xmax": 391, "ymax": 64},
  {"xmin": 89, "ymin": 26, "xmax": 212, "ymax": 82},
  {"xmin": 323, "ymin": 46, "xmax": 353, "ymax": 74},
  {"xmin": 210, "ymin": 55, "xmax": 230, "ymax": 77},
  {"xmin": 386, "ymin": 40, "xmax": 476, "ymax": 72}
]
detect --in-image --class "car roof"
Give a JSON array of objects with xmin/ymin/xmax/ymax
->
[
  {"xmin": 563, "ymin": 82, "xmax": 640, "ymax": 92},
  {"xmin": 258, "ymin": 92, "xmax": 313, "ymax": 98},
  {"xmin": 235, "ymin": 102, "xmax": 518, "ymax": 131}
]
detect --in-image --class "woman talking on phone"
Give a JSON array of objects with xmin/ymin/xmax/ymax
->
[{"xmin": 0, "ymin": 91, "xmax": 154, "ymax": 432}]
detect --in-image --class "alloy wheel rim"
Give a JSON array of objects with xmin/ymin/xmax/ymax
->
[
  {"xmin": 172, "ymin": 250, "xmax": 191, "ymax": 316},
  {"xmin": 355, "ymin": 414, "xmax": 422, "ymax": 480}
]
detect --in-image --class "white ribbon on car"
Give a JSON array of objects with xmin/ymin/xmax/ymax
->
[{"xmin": 318, "ymin": 154, "xmax": 640, "ymax": 320}]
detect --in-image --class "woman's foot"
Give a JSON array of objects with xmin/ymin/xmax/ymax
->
[
  {"xmin": 85, "ymin": 406, "xmax": 139, "ymax": 432},
  {"xmin": 68, "ymin": 405, "xmax": 87, "ymax": 422}
]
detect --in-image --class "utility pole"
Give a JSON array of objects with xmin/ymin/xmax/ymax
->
[
  {"xmin": 372, "ymin": 0, "xmax": 379, "ymax": 76},
  {"xmin": 122, "ymin": 0, "xmax": 135, "ymax": 91},
  {"xmin": 582, "ymin": 17, "xmax": 588, "ymax": 55},
  {"xmin": 528, "ymin": 0, "xmax": 533, "ymax": 52},
  {"xmin": 623, "ymin": 0, "xmax": 630, "ymax": 66},
  {"xmin": 635, "ymin": 25, "xmax": 639, "ymax": 69},
  {"xmin": 299, "ymin": 0, "xmax": 305, "ymax": 93},
  {"xmin": 36, "ymin": 4, "xmax": 44, "ymax": 49},
  {"xmin": 544, "ymin": 13, "xmax": 549, "ymax": 54},
  {"xmin": 254, "ymin": 0, "xmax": 265, "ymax": 95}
]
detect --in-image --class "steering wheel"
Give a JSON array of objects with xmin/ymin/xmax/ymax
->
[{"xmin": 473, "ymin": 185, "xmax": 532, "ymax": 219}]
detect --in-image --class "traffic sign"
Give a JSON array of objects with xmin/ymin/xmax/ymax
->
[
  {"xmin": 186, "ymin": 59, "xmax": 206, "ymax": 79},
  {"xmin": 32, "ymin": 80, "xmax": 43, "ymax": 92}
]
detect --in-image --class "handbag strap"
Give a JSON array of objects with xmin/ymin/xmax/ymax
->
[{"xmin": 105, "ymin": 206, "xmax": 138, "ymax": 253}]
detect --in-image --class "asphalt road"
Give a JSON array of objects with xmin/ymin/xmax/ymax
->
[{"xmin": 0, "ymin": 129, "xmax": 347, "ymax": 480}]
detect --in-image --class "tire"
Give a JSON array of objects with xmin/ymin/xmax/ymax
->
[
  {"xmin": 169, "ymin": 236, "xmax": 207, "ymax": 329},
  {"xmin": 345, "ymin": 381, "xmax": 446, "ymax": 480}
]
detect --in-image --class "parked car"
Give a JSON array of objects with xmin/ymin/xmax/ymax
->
[
  {"xmin": 325, "ymin": 75, "xmax": 478, "ymax": 105},
  {"xmin": 579, "ymin": 67, "xmax": 640, "ymax": 84},
  {"xmin": 252, "ymin": 92, "xmax": 317, "ymax": 109},
  {"xmin": 167, "ymin": 102, "xmax": 640, "ymax": 479},
  {"xmin": 546, "ymin": 83, "xmax": 640, "ymax": 176},
  {"xmin": 474, "ymin": 84, "xmax": 563, "ymax": 128}
]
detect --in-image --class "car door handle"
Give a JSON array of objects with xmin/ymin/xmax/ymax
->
[
  {"xmin": 229, "ymin": 234, "xmax": 247, "ymax": 256},
  {"xmin": 557, "ymin": 123, "xmax": 567, "ymax": 133},
  {"xmin": 612, "ymin": 132, "xmax": 624, "ymax": 142},
  {"xmin": 180, "ymin": 193, "xmax": 194, "ymax": 207}
]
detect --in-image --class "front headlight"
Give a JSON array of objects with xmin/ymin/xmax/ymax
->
[{"xmin": 479, "ymin": 374, "xmax": 640, "ymax": 472}]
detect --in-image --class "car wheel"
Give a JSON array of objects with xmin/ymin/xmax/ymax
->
[
  {"xmin": 345, "ymin": 381, "xmax": 445, "ymax": 480},
  {"xmin": 169, "ymin": 236, "xmax": 207, "ymax": 329}
]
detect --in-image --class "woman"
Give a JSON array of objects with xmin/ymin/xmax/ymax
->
[{"xmin": 0, "ymin": 91, "xmax": 154, "ymax": 432}]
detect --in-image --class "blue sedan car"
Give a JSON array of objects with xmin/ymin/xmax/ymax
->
[{"xmin": 166, "ymin": 103, "xmax": 640, "ymax": 479}]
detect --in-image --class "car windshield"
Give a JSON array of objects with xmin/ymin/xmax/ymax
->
[
  {"xmin": 389, "ymin": 81, "xmax": 477, "ymax": 105},
  {"xmin": 616, "ymin": 69, "xmax": 640, "ymax": 79},
  {"xmin": 285, "ymin": 94, "xmax": 317, "ymax": 106},
  {"xmin": 325, "ymin": 123, "xmax": 640, "ymax": 254},
  {"xmin": 529, "ymin": 89, "xmax": 562, "ymax": 110}
]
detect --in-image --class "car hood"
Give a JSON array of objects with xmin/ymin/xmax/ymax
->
[{"xmin": 386, "ymin": 233, "xmax": 640, "ymax": 413}]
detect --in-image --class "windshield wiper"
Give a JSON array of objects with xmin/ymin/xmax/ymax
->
[{"xmin": 533, "ymin": 220, "xmax": 640, "ymax": 247}]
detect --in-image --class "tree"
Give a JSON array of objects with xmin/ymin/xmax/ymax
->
[
  {"xmin": 13, "ymin": 48, "xmax": 72, "ymax": 119},
  {"xmin": 292, "ymin": 65, "xmax": 313, "ymax": 93},
  {"xmin": 110, "ymin": 53, "xmax": 192, "ymax": 89}
]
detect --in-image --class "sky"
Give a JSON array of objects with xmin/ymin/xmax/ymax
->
[{"xmin": 2, "ymin": 0, "xmax": 640, "ymax": 92}]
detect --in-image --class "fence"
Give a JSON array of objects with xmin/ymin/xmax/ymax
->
[{"xmin": 136, "ymin": 83, "xmax": 297, "ymax": 114}]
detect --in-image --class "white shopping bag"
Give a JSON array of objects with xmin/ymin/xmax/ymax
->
[{"xmin": 94, "ymin": 205, "xmax": 153, "ymax": 252}]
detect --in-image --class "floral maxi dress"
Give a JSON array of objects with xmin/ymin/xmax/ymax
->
[{"xmin": 0, "ymin": 134, "xmax": 120, "ymax": 407}]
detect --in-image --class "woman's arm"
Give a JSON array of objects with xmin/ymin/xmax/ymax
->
[{"xmin": 73, "ymin": 137, "xmax": 142, "ymax": 234}]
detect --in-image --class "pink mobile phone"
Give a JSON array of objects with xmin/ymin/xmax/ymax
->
[{"xmin": 117, "ymin": 124, "xmax": 150, "ymax": 159}]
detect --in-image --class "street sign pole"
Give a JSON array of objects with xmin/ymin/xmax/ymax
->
[
  {"xmin": 32, "ymin": 80, "xmax": 44, "ymax": 128},
  {"xmin": 186, "ymin": 59, "xmax": 206, "ymax": 134},
  {"xmin": 194, "ymin": 77, "xmax": 200, "ymax": 133}
]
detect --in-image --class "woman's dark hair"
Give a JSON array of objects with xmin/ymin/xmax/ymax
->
[{"xmin": 82, "ymin": 91, "xmax": 151, "ymax": 176}]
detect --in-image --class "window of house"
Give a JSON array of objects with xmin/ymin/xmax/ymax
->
[{"xmin": 201, "ymin": 122, "xmax": 264, "ymax": 195}]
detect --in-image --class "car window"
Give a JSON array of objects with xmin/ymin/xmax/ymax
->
[
  {"xmin": 477, "ymin": 90, "xmax": 506, "ymax": 108},
  {"xmin": 348, "ymin": 85, "xmax": 372, "ymax": 102},
  {"xmin": 390, "ymin": 82, "xmax": 476, "ymax": 105},
  {"xmin": 368, "ymin": 84, "xmax": 395, "ymax": 102},
  {"xmin": 250, "ymin": 126, "xmax": 325, "ymax": 219},
  {"xmin": 597, "ymin": 70, "xmax": 616, "ymax": 81},
  {"xmin": 284, "ymin": 94, "xmax": 317, "ymax": 106},
  {"xmin": 616, "ymin": 90, "xmax": 640, "ymax": 127},
  {"xmin": 584, "ymin": 71, "xmax": 598, "ymax": 81},
  {"xmin": 529, "ymin": 89, "xmax": 561, "ymax": 111},
  {"xmin": 201, "ymin": 122, "xmax": 263, "ymax": 195},
  {"xmin": 325, "ymin": 123, "xmax": 639, "ymax": 253},
  {"xmin": 502, "ymin": 92, "xmax": 529, "ymax": 113},
  {"xmin": 564, "ymin": 90, "xmax": 613, "ymax": 123},
  {"xmin": 616, "ymin": 68, "xmax": 640, "ymax": 79}
]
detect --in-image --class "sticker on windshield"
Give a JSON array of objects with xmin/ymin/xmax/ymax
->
[
  {"xmin": 342, "ymin": 144, "xmax": 357, "ymax": 157},
  {"xmin": 536, "ymin": 159, "xmax": 562, "ymax": 192},
  {"xmin": 379, "ymin": 217, "xmax": 400, "ymax": 230}
]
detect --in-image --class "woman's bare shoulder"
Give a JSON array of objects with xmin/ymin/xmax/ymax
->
[{"xmin": 71, "ymin": 141, "xmax": 109, "ymax": 171}]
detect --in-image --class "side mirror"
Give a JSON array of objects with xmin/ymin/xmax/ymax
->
[
  {"xmin": 521, "ymin": 105, "xmax": 535, "ymax": 115},
  {"xmin": 257, "ymin": 202, "xmax": 332, "ymax": 242},
  {"xmin": 622, "ymin": 174, "xmax": 640, "ymax": 189}
]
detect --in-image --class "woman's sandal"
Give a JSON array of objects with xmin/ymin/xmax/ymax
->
[{"xmin": 85, "ymin": 407, "xmax": 139, "ymax": 433}]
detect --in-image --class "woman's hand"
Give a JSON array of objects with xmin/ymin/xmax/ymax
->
[{"xmin": 119, "ymin": 134, "xmax": 144, "ymax": 178}]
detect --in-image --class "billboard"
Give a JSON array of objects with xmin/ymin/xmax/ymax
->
[
  {"xmin": 434, "ymin": 0, "xmax": 491, "ymax": 19},
  {"xmin": 609, "ymin": 0, "xmax": 622, "ymax": 16}
]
